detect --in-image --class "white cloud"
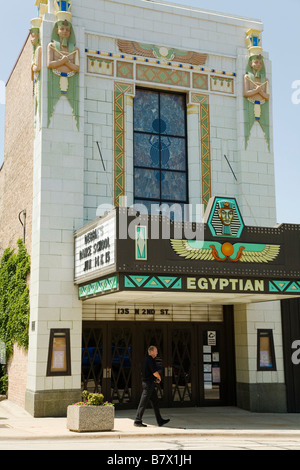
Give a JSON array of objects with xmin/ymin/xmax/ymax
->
[{"xmin": 0, "ymin": 80, "xmax": 5, "ymax": 105}]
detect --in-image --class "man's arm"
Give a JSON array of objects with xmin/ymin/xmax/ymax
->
[
  {"xmin": 47, "ymin": 43, "xmax": 68, "ymax": 69},
  {"xmin": 153, "ymin": 371, "xmax": 161, "ymax": 382}
]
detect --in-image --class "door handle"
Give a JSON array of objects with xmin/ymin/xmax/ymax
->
[{"xmin": 103, "ymin": 367, "xmax": 111, "ymax": 378}]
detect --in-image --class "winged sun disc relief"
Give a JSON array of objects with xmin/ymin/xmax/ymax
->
[
  {"xmin": 117, "ymin": 40, "xmax": 207, "ymax": 65},
  {"xmin": 170, "ymin": 240, "xmax": 280, "ymax": 263},
  {"xmin": 171, "ymin": 197, "xmax": 282, "ymax": 264}
]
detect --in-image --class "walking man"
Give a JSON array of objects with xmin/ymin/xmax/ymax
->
[{"xmin": 134, "ymin": 345, "xmax": 170, "ymax": 428}]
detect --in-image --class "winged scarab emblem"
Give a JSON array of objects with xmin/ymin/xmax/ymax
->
[
  {"xmin": 117, "ymin": 39, "xmax": 207, "ymax": 65},
  {"xmin": 170, "ymin": 240, "xmax": 281, "ymax": 263}
]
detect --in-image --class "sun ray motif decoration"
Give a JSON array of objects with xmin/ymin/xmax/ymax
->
[{"xmin": 114, "ymin": 82, "xmax": 135, "ymax": 207}]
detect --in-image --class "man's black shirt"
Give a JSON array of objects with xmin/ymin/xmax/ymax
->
[{"xmin": 142, "ymin": 355, "xmax": 159, "ymax": 383}]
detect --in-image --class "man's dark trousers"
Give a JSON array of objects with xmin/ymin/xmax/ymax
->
[{"xmin": 135, "ymin": 381, "xmax": 163, "ymax": 425}]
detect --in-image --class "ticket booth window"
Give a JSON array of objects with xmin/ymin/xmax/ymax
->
[
  {"xmin": 47, "ymin": 329, "xmax": 71, "ymax": 376},
  {"xmin": 257, "ymin": 329, "xmax": 276, "ymax": 371}
]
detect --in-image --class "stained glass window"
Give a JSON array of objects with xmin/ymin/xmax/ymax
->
[{"xmin": 133, "ymin": 89, "xmax": 188, "ymax": 220}]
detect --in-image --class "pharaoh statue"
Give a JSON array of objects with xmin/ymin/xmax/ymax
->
[
  {"xmin": 30, "ymin": 18, "xmax": 42, "ymax": 119},
  {"xmin": 243, "ymin": 30, "xmax": 270, "ymax": 150},
  {"xmin": 47, "ymin": 1, "xmax": 80, "ymax": 128}
]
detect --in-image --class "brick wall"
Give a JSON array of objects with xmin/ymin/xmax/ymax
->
[
  {"xmin": 0, "ymin": 35, "xmax": 34, "ymax": 256},
  {"xmin": 0, "ymin": 36, "xmax": 34, "ymax": 408},
  {"xmin": 7, "ymin": 344, "xmax": 28, "ymax": 408}
]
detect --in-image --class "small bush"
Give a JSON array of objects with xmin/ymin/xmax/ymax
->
[{"xmin": 74, "ymin": 390, "xmax": 114, "ymax": 406}]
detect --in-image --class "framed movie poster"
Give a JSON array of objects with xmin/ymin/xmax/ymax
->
[
  {"xmin": 257, "ymin": 329, "xmax": 276, "ymax": 371},
  {"xmin": 47, "ymin": 329, "xmax": 71, "ymax": 376}
]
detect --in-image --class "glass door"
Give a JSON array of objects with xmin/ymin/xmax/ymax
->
[
  {"xmin": 141, "ymin": 325, "xmax": 168, "ymax": 406},
  {"xmin": 82, "ymin": 323, "xmax": 134, "ymax": 407},
  {"xmin": 82, "ymin": 313, "xmax": 235, "ymax": 409},
  {"xmin": 109, "ymin": 326, "xmax": 133, "ymax": 406},
  {"xmin": 81, "ymin": 326, "xmax": 105, "ymax": 394},
  {"xmin": 169, "ymin": 325, "xmax": 196, "ymax": 406}
]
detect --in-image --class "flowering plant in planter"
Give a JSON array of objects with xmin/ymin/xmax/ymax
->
[
  {"xmin": 67, "ymin": 391, "xmax": 115, "ymax": 432},
  {"xmin": 74, "ymin": 390, "xmax": 114, "ymax": 407}
]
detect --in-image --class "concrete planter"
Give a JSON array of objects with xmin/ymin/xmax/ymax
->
[{"xmin": 67, "ymin": 405, "xmax": 115, "ymax": 432}]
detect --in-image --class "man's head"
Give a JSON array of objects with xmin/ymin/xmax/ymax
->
[
  {"xmin": 246, "ymin": 54, "xmax": 266, "ymax": 79},
  {"xmin": 52, "ymin": 19, "xmax": 76, "ymax": 50},
  {"xmin": 57, "ymin": 20, "xmax": 71, "ymax": 44},
  {"xmin": 30, "ymin": 30, "xmax": 40, "ymax": 47},
  {"xmin": 148, "ymin": 345, "xmax": 158, "ymax": 358},
  {"xmin": 250, "ymin": 56, "xmax": 263, "ymax": 72}
]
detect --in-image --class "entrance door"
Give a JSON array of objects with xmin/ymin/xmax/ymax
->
[
  {"xmin": 82, "ymin": 326, "xmax": 105, "ymax": 394},
  {"xmin": 138, "ymin": 324, "xmax": 230, "ymax": 407},
  {"xmin": 138, "ymin": 324, "xmax": 196, "ymax": 407},
  {"xmin": 141, "ymin": 326, "xmax": 168, "ymax": 406},
  {"xmin": 168, "ymin": 325, "xmax": 196, "ymax": 406},
  {"xmin": 82, "ymin": 313, "xmax": 235, "ymax": 408},
  {"xmin": 82, "ymin": 323, "xmax": 136, "ymax": 407},
  {"xmin": 109, "ymin": 326, "xmax": 133, "ymax": 405}
]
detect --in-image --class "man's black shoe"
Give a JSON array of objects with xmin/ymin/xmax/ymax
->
[
  {"xmin": 158, "ymin": 419, "xmax": 170, "ymax": 427},
  {"xmin": 134, "ymin": 422, "xmax": 147, "ymax": 427}
]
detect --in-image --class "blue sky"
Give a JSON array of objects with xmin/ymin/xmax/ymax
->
[{"xmin": 0, "ymin": 0, "xmax": 299, "ymax": 224}]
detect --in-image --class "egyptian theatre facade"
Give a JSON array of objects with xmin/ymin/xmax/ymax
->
[{"xmin": 1, "ymin": 0, "xmax": 300, "ymax": 417}]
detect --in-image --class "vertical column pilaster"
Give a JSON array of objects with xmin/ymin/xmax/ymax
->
[
  {"xmin": 114, "ymin": 82, "xmax": 135, "ymax": 207},
  {"xmin": 26, "ymin": 18, "xmax": 85, "ymax": 417},
  {"xmin": 189, "ymin": 93, "xmax": 211, "ymax": 217},
  {"xmin": 187, "ymin": 103, "xmax": 201, "ymax": 222}
]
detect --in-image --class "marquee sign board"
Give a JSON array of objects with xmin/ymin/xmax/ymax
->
[
  {"xmin": 74, "ymin": 210, "xmax": 116, "ymax": 284},
  {"xmin": 75, "ymin": 198, "xmax": 300, "ymax": 300}
]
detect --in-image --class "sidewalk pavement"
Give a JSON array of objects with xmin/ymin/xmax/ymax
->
[{"xmin": 0, "ymin": 399, "xmax": 300, "ymax": 441}]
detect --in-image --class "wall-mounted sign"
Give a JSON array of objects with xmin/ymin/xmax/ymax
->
[
  {"xmin": 82, "ymin": 303, "xmax": 224, "ymax": 323},
  {"xmin": 186, "ymin": 277, "xmax": 265, "ymax": 292},
  {"xmin": 122, "ymin": 274, "xmax": 300, "ymax": 295},
  {"xmin": 74, "ymin": 213, "xmax": 116, "ymax": 283},
  {"xmin": 207, "ymin": 331, "xmax": 216, "ymax": 346}
]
